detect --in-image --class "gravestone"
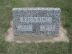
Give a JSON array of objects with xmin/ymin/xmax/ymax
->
[{"xmin": 12, "ymin": 8, "xmax": 61, "ymax": 36}]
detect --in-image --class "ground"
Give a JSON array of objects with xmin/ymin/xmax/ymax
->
[
  {"xmin": 0, "ymin": 0, "xmax": 72, "ymax": 54},
  {"xmin": 5, "ymin": 21, "xmax": 69, "ymax": 43}
]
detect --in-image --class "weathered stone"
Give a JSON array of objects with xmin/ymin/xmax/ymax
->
[{"xmin": 12, "ymin": 8, "xmax": 61, "ymax": 36}]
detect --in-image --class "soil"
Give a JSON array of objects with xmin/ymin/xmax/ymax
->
[{"xmin": 5, "ymin": 21, "xmax": 69, "ymax": 43}]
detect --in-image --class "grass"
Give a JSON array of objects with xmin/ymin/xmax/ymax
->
[
  {"xmin": 7, "ymin": 42, "xmax": 69, "ymax": 54},
  {"xmin": 0, "ymin": 0, "xmax": 72, "ymax": 54}
]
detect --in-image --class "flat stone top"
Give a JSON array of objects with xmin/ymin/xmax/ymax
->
[
  {"xmin": 12, "ymin": 8, "xmax": 61, "ymax": 11},
  {"xmin": 12, "ymin": 7, "xmax": 61, "ymax": 36}
]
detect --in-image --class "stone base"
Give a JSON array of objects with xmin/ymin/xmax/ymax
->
[{"xmin": 5, "ymin": 21, "xmax": 69, "ymax": 43}]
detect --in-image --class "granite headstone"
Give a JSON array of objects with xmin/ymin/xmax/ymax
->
[{"xmin": 12, "ymin": 8, "xmax": 61, "ymax": 36}]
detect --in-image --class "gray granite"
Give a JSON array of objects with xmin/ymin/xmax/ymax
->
[{"xmin": 12, "ymin": 8, "xmax": 61, "ymax": 36}]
